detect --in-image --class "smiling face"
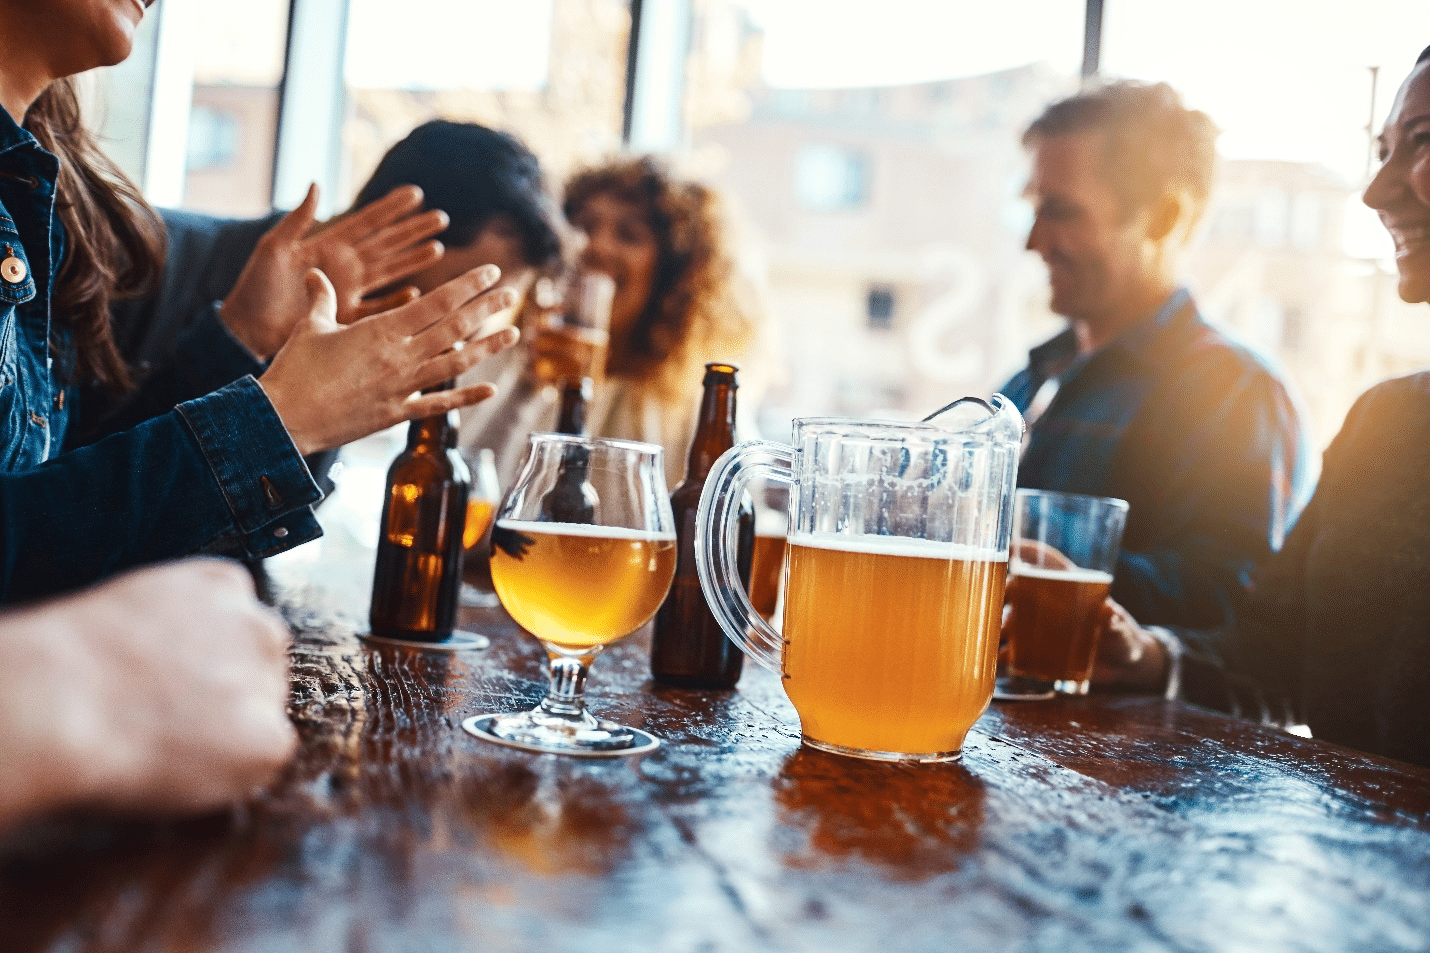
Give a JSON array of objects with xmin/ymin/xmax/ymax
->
[
  {"xmin": 569, "ymin": 191, "xmax": 660, "ymax": 338},
  {"xmin": 1023, "ymin": 132, "xmax": 1163, "ymax": 327},
  {"xmin": 1364, "ymin": 60, "xmax": 1430, "ymax": 305}
]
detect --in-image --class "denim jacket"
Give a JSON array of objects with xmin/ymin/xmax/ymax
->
[{"xmin": 0, "ymin": 106, "xmax": 321, "ymax": 600}]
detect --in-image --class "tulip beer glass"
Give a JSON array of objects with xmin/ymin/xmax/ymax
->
[
  {"xmin": 695, "ymin": 399, "xmax": 1023, "ymax": 762},
  {"xmin": 463, "ymin": 434, "xmax": 677, "ymax": 756},
  {"xmin": 1002, "ymin": 489, "xmax": 1128, "ymax": 696}
]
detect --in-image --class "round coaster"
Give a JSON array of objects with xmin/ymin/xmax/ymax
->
[
  {"xmin": 358, "ymin": 630, "xmax": 490, "ymax": 652},
  {"xmin": 461, "ymin": 714, "xmax": 660, "ymax": 758}
]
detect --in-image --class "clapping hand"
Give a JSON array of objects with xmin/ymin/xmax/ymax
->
[
  {"xmin": 221, "ymin": 184, "xmax": 448, "ymax": 360},
  {"xmin": 259, "ymin": 265, "xmax": 521, "ymax": 455}
]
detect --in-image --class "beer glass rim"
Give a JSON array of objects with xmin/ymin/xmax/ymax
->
[
  {"xmin": 529, "ymin": 432, "xmax": 664, "ymax": 458},
  {"xmin": 1017, "ymin": 488, "xmax": 1130, "ymax": 514},
  {"xmin": 790, "ymin": 416, "xmax": 996, "ymax": 444},
  {"xmin": 791, "ymin": 395, "xmax": 1021, "ymax": 443}
]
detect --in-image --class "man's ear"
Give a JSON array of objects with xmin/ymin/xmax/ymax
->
[{"xmin": 1145, "ymin": 191, "xmax": 1184, "ymax": 243}]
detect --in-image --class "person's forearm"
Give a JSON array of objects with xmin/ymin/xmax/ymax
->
[
  {"xmin": 1113, "ymin": 547, "xmax": 1244, "ymax": 629},
  {"xmin": 0, "ymin": 380, "xmax": 321, "ymax": 601}
]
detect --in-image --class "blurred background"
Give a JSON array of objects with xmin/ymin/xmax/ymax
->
[{"xmin": 87, "ymin": 0, "xmax": 1430, "ymax": 452}]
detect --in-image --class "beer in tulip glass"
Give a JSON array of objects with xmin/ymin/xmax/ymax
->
[{"xmin": 463, "ymin": 434, "xmax": 676, "ymax": 756}]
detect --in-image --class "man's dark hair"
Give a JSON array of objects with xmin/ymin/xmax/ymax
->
[
  {"xmin": 1024, "ymin": 81, "xmax": 1218, "ymax": 226},
  {"xmin": 355, "ymin": 120, "xmax": 562, "ymax": 268},
  {"xmin": 1418, "ymin": 44, "xmax": 1430, "ymax": 65}
]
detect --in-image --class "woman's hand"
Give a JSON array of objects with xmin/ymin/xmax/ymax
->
[
  {"xmin": 258, "ymin": 265, "xmax": 520, "ymax": 455},
  {"xmin": 220, "ymin": 184, "xmax": 447, "ymax": 360},
  {"xmin": 0, "ymin": 560, "xmax": 297, "ymax": 826}
]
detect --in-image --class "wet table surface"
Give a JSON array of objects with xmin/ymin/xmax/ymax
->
[{"xmin": 3, "ymin": 554, "xmax": 1430, "ymax": 953}]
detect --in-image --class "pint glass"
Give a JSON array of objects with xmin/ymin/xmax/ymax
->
[
  {"xmin": 529, "ymin": 271, "xmax": 615, "ymax": 387},
  {"xmin": 695, "ymin": 400, "xmax": 1023, "ymax": 762},
  {"xmin": 1004, "ymin": 490, "xmax": 1128, "ymax": 695}
]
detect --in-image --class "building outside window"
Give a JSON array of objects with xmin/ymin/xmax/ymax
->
[
  {"xmin": 867, "ymin": 284, "xmax": 896, "ymax": 331},
  {"xmin": 794, "ymin": 144, "xmax": 869, "ymax": 211}
]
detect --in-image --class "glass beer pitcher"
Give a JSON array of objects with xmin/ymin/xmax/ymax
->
[{"xmin": 695, "ymin": 399, "xmax": 1023, "ymax": 762}]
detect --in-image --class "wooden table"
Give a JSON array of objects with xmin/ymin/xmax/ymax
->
[{"xmin": 3, "ymin": 553, "xmax": 1429, "ymax": 953}]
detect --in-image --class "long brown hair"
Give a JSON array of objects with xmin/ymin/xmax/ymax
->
[
  {"xmin": 26, "ymin": 78, "xmax": 165, "ymax": 390},
  {"xmin": 563, "ymin": 157, "xmax": 759, "ymax": 400}
]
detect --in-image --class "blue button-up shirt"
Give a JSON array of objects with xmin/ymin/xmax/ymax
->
[
  {"xmin": 0, "ymin": 104, "xmax": 321, "ymax": 600},
  {"xmin": 1001, "ymin": 290, "xmax": 1315, "ymax": 628}
]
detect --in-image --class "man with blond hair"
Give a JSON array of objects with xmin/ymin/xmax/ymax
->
[{"xmin": 1004, "ymin": 81, "xmax": 1312, "ymax": 660}]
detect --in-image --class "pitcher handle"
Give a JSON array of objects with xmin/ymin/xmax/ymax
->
[{"xmin": 695, "ymin": 441, "xmax": 793, "ymax": 672}]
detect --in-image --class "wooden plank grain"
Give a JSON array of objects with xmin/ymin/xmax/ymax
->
[{"xmin": 2, "ymin": 557, "xmax": 1429, "ymax": 953}]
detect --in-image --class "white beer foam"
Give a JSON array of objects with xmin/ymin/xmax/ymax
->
[
  {"xmin": 496, "ymin": 520, "xmax": 677, "ymax": 543},
  {"xmin": 1010, "ymin": 563, "xmax": 1113, "ymax": 584},
  {"xmin": 788, "ymin": 531, "xmax": 1008, "ymax": 563}
]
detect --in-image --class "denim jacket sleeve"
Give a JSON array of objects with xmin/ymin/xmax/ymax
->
[{"xmin": 0, "ymin": 375, "xmax": 322, "ymax": 601}]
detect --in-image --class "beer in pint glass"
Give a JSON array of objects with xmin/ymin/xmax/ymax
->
[
  {"xmin": 1003, "ymin": 490, "xmax": 1128, "ymax": 696},
  {"xmin": 529, "ymin": 271, "xmax": 614, "ymax": 386}
]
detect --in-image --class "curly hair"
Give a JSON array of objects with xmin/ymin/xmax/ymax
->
[
  {"xmin": 562, "ymin": 156, "xmax": 758, "ymax": 399},
  {"xmin": 1024, "ymin": 80, "xmax": 1218, "ymax": 231}
]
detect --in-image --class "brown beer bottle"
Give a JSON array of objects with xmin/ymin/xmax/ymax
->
[
  {"xmin": 554, "ymin": 376, "xmax": 591, "ymax": 436},
  {"xmin": 370, "ymin": 399, "xmax": 471, "ymax": 642},
  {"xmin": 651, "ymin": 363, "xmax": 753, "ymax": 688},
  {"xmin": 538, "ymin": 376, "xmax": 599, "ymax": 523}
]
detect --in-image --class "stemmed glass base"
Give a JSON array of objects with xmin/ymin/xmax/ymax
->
[
  {"xmin": 462, "ymin": 648, "xmax": 660, "ymax": 757},
  {"xmin": 462, "ymin": 711, "xmax": 659, "ymax": 757}
]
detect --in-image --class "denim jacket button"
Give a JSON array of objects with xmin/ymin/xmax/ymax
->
[
  {"xmin": 1, "ymin": 256, "xmax": 25, "ymax": 284},
  {"xmin": 273, "ymin": 526, "xmax": 289, "ymax": 539}
]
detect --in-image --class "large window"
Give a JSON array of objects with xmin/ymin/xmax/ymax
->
[
  {"xmin": 89, "ymin": 0, "xmax": 1430, "ymax": 447},
  {"xmin": 338, "ymin": 0, "xmax": 628, "ymax": 206},
  {"xmin": 1102, "ymin": 0, "xmax": 1430, "ymax": 445},
  {"xmin": 692, "ymin": 0, "xmax": 1085, "ymax": 426},
  {"xmin": 182, "ymin": 0, "xmax": 289, "ymax": 216},
  {"xmin": 87, "ymin": 0, "xmax": 288, "ymax": 217}
]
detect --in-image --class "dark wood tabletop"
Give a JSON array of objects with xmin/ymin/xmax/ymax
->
[{"xmin": 3, "ymin": 551, "xmax": 1429, "ymax": 953}]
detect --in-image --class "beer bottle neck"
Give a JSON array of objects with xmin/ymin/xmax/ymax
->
[
  {"xmin": 555, "ymin": 377, "xmax": 592, "ymax": 435},
  {"xmin": 406, "ymin": 413, "xmax": 458, "ymax": 450},
  {"xmin": 686, "ymin": 372, "xmax": 738, "ymax": 482},
  {"xmin": 408, "ymin": 380, "xmax": 459, "ymax": 449}
]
